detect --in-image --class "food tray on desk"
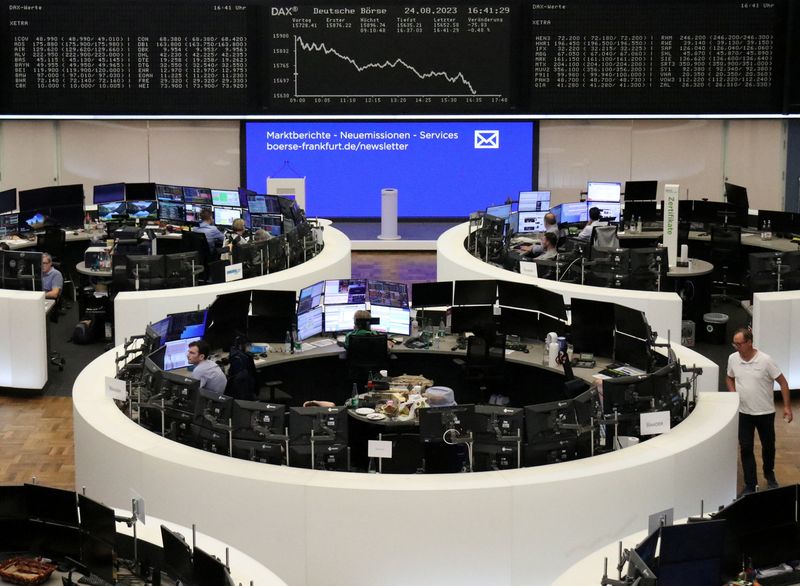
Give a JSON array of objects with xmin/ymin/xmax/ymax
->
[{"xmin": 0, "ymin": 557, "xmax": 56, "ymax": 585}]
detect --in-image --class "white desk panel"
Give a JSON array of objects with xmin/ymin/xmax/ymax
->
[
  {"xmin": 74, "ymin": 345, "xmax": 735, "ymax": 586},
  {"xmin": 113, "ymin": 225, "xmax": 351, "ymax": 345},
  {"xmin": 753, "ymin": 290, "xmax": 800, "ymax": 390},
  {"xmin": 437, "ymin": 223, "xmax": 684, "ymax": 345},
  {"xmin": 0, "ymin": 289, "xmax": 48, "ymax": 389}
]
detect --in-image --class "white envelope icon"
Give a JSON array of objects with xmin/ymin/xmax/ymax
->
[{"xmin": 474, "ymin": 130, "xmax": 500, "ymax": 149}]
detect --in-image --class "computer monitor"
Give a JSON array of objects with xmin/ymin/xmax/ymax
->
[
  {"xmin": 525, "ymin": 399, "xmax": 576, "ymax": 440},
  {"xmin": 623, "ymin": 180, "xmax": 658, "ymax": 201},
  {"xmin": 146, "ymin": 316, "xmax": 171, "ymax": 348},
  {"xmin": 165, "ymin": 309, "xmax": 207, "ymax": 342},
  {"xmin": 498, "ymin": 307, "xmax": 540, "ymax": 339},
  {"xmin": 211, "ymin": 189, "xmax": 240, "ymax": 207},
  {"xmin": 472, "ymin": 405, "xmax": 523, "ymax": 439},
  {"xmin": 449, "ymin": 305, "xmax": 496, "ymax": 337},
  {"xmin": 657, "ymin": 520, "xmax": 727, "ymax": 586},
  {"xmin": 158, "ymin": 202, "xmax": 185, "ymax": 223},
  {"xmin": 25, "ymin": 484, "xmax": 78, "ymax": 526},
  {"xmin": 587, "ymin": 181, "xmax": 622, "ymax": 202},
  {"xmin": 193, "ymin": 547, "xmax": 235, "ymax": 586},
  {"xmin": 614, "ymin": 332, "xmax": 652, "ymax": 371},
  {"xmin": 237, "ymin": 188, "xmax": 255, "ymax": 208},
  {"xmin": 155, "ymin": 184, "xmax": 185, "ymax": 204},
  {"xmin": 368, "ymin": 280, "xmax": 409, "ymax": 308},
  {"xmin": 486, "ymin": 203, "xmax": 513, "ymax": 220},
  {"xmin": 298, "ymin": 281, "xmax": 324, "ymax": 314},
  {"xmin": 25, "ymin": 204, "xmax": 84, "ymax": 229},
  {"xmin": 79, "ymin": 532, "xmax": 115, "ymax": 584},
  {"xmin": 160, "ymin": 525, "xmax": 193, "ymax": 585},
  {"xmin": 247, "ymin": 194, "xmax": 281, "ymax": 215},
  {"xmin": 0, "ymin": 188, "xmax": 17, "ymax": 213},
  {"xmin": 183, "ymin": 187, "xmax": 212, "ymax": 206},
  {"xmin": 126, "ymin": 254, "xmax": 165, "ymax": 290},
  {"xmin": 2, "ymin": 250, "xmax": 43, "ymax": 291},
  {"xmin": 323, "ymin": 303, "xmax": 367, "ymax": 333},
  {"xmin": 419, "ymin": 405, "xmax": 475, "ymax": 443},
  {"xmin": 0, "ymin": 213, "xmax": 18, "ymax": 238},
  {"xmin": 205, "ymin": 290, "xmax": 251, "ymax": 350},
  {"xmin": 93, "ymin": 183, "xmax": 125, "ymax": 205},
  {"xmin": 411, "ymin": 281, "xmax": 453, "ymax": 308},
  {"xmin": 250, "ymin": 213, "xmax": 283, "ymax": 236},
  {"xmin": 183, "ymin": 203, "xmax": 210, "ymax": 224},
  {"xmin": 614, "ymin": 304, "xmax": 650, "ymax": 339},
  {"xmin": 757, "ymin": 209, "xmax": 795, "ymax": 236},
  {"xmin": 297, "ymin": 305, "xmax": 324, "ymax": 340},
  {"xmin": 497, "ymin": 280, "xmax": 539, "ymax": 312},
  {"xmin": 324, "ymin": 279, "xmax": 367, "ymax": 304},
  {"xmin": 516, "ymin": 211, "xmax": 548, "ymax": 233},
  {"xmin": 453, "ymin": 279, "xmax": 496, "ymax": 305},
  {"xmin": 593, "ymin": 201, "xmax": 621, "ymax": 222},
  {"xmin": 19, "ymin": 184, "xmax": 84, "ymax": 212},
  {"xmin": 533, "ymin": 286, "xmax": 567, "ymax": 321},
  {"xmin": 629, "ymin": 248, "xmax": 668, "ymax": 275},
  {"xmin": 569, "ymin": 298, "xmax": 615, "ymax": 356},
  {"xmin": 249, "ymin": 290, "xmax": 296, "ymax": 341},
  {"xmin": 560, "ymin": 201, "xmax": 589, "ymax": 223},
  {"xmin": 692, "ymin": 200, "xmax": 741, "ymax": 227},
  {"xmin": 77, "ymin": 494, "xmax": 116, "ymax": 546},
  {"xmin": 126, "ymin": 200, "xmax": 158, "ymax": 221},
  {"xmin": 369, "ymin": 305, "xmax": 411, "ymax": 336},
  {"xmin": 164, "ymin": 251, "xmax": 201, "ymax": 288},
  {"xmin": 724, "ymin": 182, "xmax": 749, "ymax": 209},
  {"xmin": 214, "ymin": 206, "xmax": 242, "ymax": 228},
  {"xmin": 622, "ymin": 201, "xmax": 661, "ymax": 223},
  {"xmin": 231, "ymin": 400, "xmax": 286, "ymax": 441},
  {"xmin": 125, "ymin": 182, "xmax": 156, "ymax": 201},
  {"xmin": 289, "ymin": 406, "xmax": 348, "ymax": 444},
  {"xmin": 163, "ymin": 337, "xmax": 201, "ymax": 370},
  {"xmin": 231, "ymin": 439, "xmax": 284, "ymax": 465},
  {"xmin": 518, "ymin": 191, "xmax": 551, "ymax": 212},
  {"xmin": 98, "ymin": 201, "xmax": 127, "ymax": 222}
]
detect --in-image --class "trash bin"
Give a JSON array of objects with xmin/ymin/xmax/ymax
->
[{"xmin": 702, "ymin": 312, "xmax": 729, "ymax": 344}]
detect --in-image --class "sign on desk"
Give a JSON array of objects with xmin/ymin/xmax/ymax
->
[
  {"xmin": 368, "ymin": 440, "xmax": 393, "ymax": 459},
  {"xmin": 105, "ymin": 376, "xmax": 127, "ymax": 401},
  {"xmin": 225, "ymin": 262, "xmax": 244, "ymax": 282},
  {"xmin": 640, "ymin": 411, "xmax": 671, "ymax": 436}
]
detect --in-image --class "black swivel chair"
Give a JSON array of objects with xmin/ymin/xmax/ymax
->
[
  {"xmin": 710, "ymin": 223, "xmax": 742, "ymax": 302},
  {"xmin": 180, "ymin": 231, "xmax": 212, "ymax": 282},
  {"xmin": 346, "ymin": 333, "xmax": 391, "ymax": 390}
]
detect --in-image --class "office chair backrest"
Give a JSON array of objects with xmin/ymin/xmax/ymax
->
[
  {"xmin": 37, "ymin": 227, "xmax": 66, "ymax": 259},
  {"xmin": 591, "ymin": 225, "xmax": 619, "ymax": 249},
  {"xmin": 710, "ymin": 224, "xmax": 741, "ymax": 253}
]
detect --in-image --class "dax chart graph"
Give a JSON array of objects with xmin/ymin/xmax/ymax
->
[{"xmin": 266, "ymin": 2, "xmax": 518, "ymax": 112}]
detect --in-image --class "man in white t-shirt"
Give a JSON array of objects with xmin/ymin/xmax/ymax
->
[{"xmin": 726, "ymin": 327, "xmax": 792, "ymax": 496}]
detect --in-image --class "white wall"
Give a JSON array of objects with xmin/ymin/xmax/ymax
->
[{"xmin": 0, "ymin": 119, "xmax": 787, "ymax": 211}]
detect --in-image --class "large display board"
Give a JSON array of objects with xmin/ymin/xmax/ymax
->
[
  {"xmin": 243, "ymin": 120, "xmax": 536, "ymax": 218},
  {"xmin": 0, "ymin": 0, "xmax": 797, "ymax": 115}
]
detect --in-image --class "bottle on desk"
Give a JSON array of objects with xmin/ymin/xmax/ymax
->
[
  {"xmin": 284, "ymin": 330, "xmax": 293, "ymax": 354},
  {"xmin": 636, "ymin": 215, "xmax": 642, "ymax": 233}
]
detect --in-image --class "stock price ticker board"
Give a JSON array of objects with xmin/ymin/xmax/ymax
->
[{"xmin": 0, "ymin": 0, "xmax": 798, "ymax": 116}]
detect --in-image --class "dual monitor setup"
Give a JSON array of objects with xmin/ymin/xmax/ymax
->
[{"xmin": 0, "ymin": 483, "xmax": 235, "ymax": 586}]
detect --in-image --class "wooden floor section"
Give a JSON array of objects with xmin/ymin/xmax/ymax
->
[{"xmin": 1, "ymin": 251, "xmax": 798, "ymax": 496}]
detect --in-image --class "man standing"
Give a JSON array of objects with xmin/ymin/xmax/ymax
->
[
  {"xmin": 726, "ymin": 327, "xmax": 792, "ymax": 496},
  {"xmin": 41, "ymin": 253, "xmax": 63, "ymax": 300},
  {"xmin": 187, "ymin": 339, "xmax": 227, "ymax": 394}
]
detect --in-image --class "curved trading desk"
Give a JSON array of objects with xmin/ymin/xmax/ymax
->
[
  {"xmin": 73, "ymin": 337, "xmax": 729, "ymax": 586},
  {"xmin": 113, "ymin": 225, "xmax": 351, "ymax": 345},
  {"xmin": 437, "ymin": 223, "xmax": 685, "ymax": 344}
]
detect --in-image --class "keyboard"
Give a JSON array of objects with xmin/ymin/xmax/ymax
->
[
  {"xmin": 77, "ymin": 574, "xmax": 114, "ymax": 586},
  {"xmin": 757, "ymin": 569, "xmax": 800, "ymax": 585}
]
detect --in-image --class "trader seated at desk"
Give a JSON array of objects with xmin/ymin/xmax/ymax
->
[
  {"xmin": 516, "ymin": 232, "xmax": 558, "ymax": 260},
  {"xmin": 193, "ymin": 209, "xmax": 225, "ymax": 252},
  {"xmin": 542, "ymin": 212, "xmax": 559, "ymax": 236},
  {"xmin": 224, "ymin": 218, "xmax": 251, "ymax": 249},
  {"xmin": 41, "ymin": 252, "xmax": 63, "ymax": 300},
  {"xmin": 344, "ymin": 309, "xmax": 382, "ymax": 349},
  {"xmin": 577, "ymin": 206, "xmax": 606, "ymax": 241},
  {"xmin": 187, "ymin": 339, "xmax": 227, "ymax": 394}
]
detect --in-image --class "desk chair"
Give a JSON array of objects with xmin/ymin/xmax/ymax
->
[
  {"xmin": 267, "ymin": 236, "xmax": 288, "ymax": 273},
  {"xmin": 347, "ymin": 333, "xmax": 391, "ymax": 389},
  {"xmin": 710, "ymin": 223, "xmax": 742, "ymax": 302},
  {"xmin": 180, "ymin": 231, "xmax": 212, "ymax": 282},
  {"xmin": 591, "ymin": 224, "xmax": 619, "ymax": 249},
  {"xmin": 453, "ymin": 334, "xmax": 506, "ymax": 403},
  {"xmin": 37, "ymin": 227, "xmax": 75, "ymax": 304}
]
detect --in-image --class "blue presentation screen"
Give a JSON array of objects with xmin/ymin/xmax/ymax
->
[{"xmin": 244, "ymin": 121, "xmax": 535, "ymax": 218}]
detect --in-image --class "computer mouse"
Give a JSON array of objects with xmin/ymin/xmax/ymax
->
[
  {"xmin": 73, "ymin": 231, "xmax": 79, "ymax": 235},
  {"xmin": 260, "ymin": 352, "xmax": 268, "ymax": 358}
]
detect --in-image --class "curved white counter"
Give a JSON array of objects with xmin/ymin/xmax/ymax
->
[
  {"xmin": 113, "ymin": 225, "xmax": 351, "ymax": 345},
  {"xmin": 753, "ymin": 290, "xmax": 800, "ymax": 390},
  {"xmin": 437, "ymin": 223, "xmax": 684, "ymax": 345},
  {"xmin": 0, "ymin": 289, "xmax": 48, "ymax": 390},
  {"xmin": 74, "ymin": 344, "xmax": 736, "ymax": 586}
]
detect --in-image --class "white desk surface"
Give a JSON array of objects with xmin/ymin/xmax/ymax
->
[
  {"xmin": 666, "ymin": 258, "xmax": 714, "ymax": 278},
  {"xmin": 75, "ymin": 261, "xmax": 112, "ymax": 277}
]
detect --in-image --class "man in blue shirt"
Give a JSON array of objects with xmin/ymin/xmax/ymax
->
[
  {"xmin": 187, "ymin": 339, "xmax": 227, "ymax": 394},
  {"xmin": 41, "ymin": 253, "xmax": 63, "ymax": 300},
  {"xmin": 193, "ymin": 209, "xmax": 224, "ymax": 252}
]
